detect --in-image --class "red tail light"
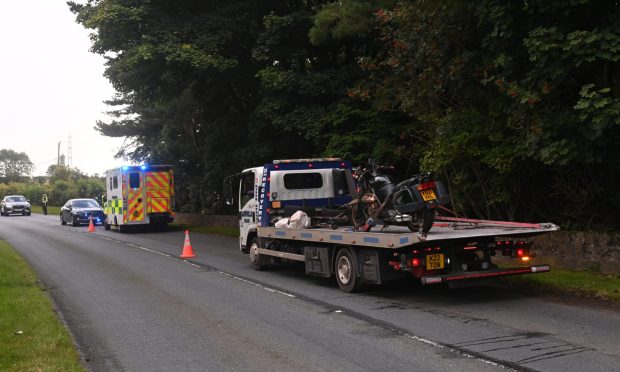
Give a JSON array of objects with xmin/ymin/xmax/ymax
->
[
  {"xmin": 417, "ymin": 181, "xmax": 436, "ymax": 190},
  {"xmin": 412, "ymin": 258, "xmax": 420, "ymax": 267},
  {"xmin": 516, "ymin": 248, "xmax": 525, "ymax": 257}
]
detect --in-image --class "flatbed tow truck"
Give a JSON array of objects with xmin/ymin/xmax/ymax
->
[{"xmin": 227, "ymin": 159, "xmax": 559, "ymax": 292}]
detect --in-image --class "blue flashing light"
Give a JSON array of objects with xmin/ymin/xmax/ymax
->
[
  {"xmin": 122, "ymin": 166, "xmax": 129, "ymax": 171},
  {"xmin": 140, "ymin": 165, "xmax": 147, "ymax": 170}
]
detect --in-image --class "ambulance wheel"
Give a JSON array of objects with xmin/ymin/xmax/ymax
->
[
  {"xmin": 104, "ymin": 221, "xmax": 111, "ymax": 230},
  {"xmin": 249, "ymin": 237, "xmax": 269, "ymax": 270},
  {"xmin": 114, "ymin": 217, "xmax": 125, "ymax": 233},
  {"xmin": 335, "ymin": 248, "xmax": 361, "ymax": 293}
]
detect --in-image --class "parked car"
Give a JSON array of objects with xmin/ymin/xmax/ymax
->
[
  {"xmin": 1, "ymin": 195, "xmax": 31, "ymax": 216},
  {"xmin": 60, "ymin": 198, "xmax": 105, "ymax": 227}
]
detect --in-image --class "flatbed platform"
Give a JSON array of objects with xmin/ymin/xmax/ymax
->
[{"xmin": 258, "ymin": 222, "xmax": 559, "ymax": 249}]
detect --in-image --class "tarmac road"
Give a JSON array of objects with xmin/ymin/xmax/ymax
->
[{"xmin": 1, "ymin": 213, "xmax": 619, "ymax": 372}]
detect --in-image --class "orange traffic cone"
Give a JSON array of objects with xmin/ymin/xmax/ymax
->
[
  {"xmin": 88, "ymin": 215, "xmax": 96, "ymax": 233},
  {"xmin": 180, "ymin": 230, "xmax": 196, "ymax": 258}
]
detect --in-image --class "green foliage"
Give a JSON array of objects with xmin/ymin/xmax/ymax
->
[
  {"xmin": 19, "ymin": 183, "xmax": 46, "ymax": 204},
  {"xmin": 0, "ymin": 149, "xmax": 34, "ymax": 182},
  {"xmin": 68, "ymin": 0, "xmax": 620, "ymax": 230},
  {"xmin": 355, "ymin": 0, "xmax": 620, "ymax": 227},
  {"xmin": 0, "ymin": 165, "xmax": 105, "ymax": 206},
  {"xmin": 501, "ymin": 266, "xmax": 620, "ymax": 303},
  {"xmin": 0, "ymin": 183, "xmax": 22, "ymax": 199},
  {"xmin": 309, "ymin": 0, "xmax": 374, "ymax": 45},
  {"xmin": 575, "ymin": 84, "xmax": 620, "ymax": 137}
]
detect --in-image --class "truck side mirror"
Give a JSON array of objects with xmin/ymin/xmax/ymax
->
[{"xmin": 223, "ymin": 174, "xmax": 239, "ymax": 206}]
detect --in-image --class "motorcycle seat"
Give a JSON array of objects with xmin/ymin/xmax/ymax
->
[{"xmin": 394, "ymin": 179, "xmax": 413, "ymax": 189}]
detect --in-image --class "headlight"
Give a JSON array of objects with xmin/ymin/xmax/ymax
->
[{"xmin": 26, "ymin": 203, "xmax": 30, "ymax": 208}]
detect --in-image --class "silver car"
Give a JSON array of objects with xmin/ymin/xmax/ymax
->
[{"xmin": 1, "ymin": 195, "xmax": 32, "ymax": 216}]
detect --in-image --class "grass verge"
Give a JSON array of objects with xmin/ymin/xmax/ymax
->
[
  {"xmin": 499, "ymin": 267, "xmax": 620, "ymax": 303},
  {"xmin": 168, "ymin": 223, "xmax": 239, "ymax": 238},
  {"xmin": 0, "ymin": 240, "xmax": 84, "ymax": 371},
  {"xmin": 30, "ymin": 205, "xmax": 61, "ymax": 216}
]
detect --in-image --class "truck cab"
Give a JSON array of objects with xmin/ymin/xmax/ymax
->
[{"xmin": 230, "ymin": 159, "xmax": 355, "ymax": 252}]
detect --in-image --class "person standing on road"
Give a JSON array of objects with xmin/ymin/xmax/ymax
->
[{"xmin": 42, "ymin": 194, "xmax": 48, "ymax": 215}]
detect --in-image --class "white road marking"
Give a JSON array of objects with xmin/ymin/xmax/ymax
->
[
  {"xmin": 78, "ymin": 232, "xmax": 295, "ymax": 299},
  {"xmin": 132, "ymin": 245, "xmax": 171, "ymax": 257},
  {"xmin": 396, "ymin": 330, "xmax": 508, "ymax": 369},
  {"xmin": 184, "ymin": 261, "xmax": 202, "ymax": 268},
  {"xmin": 217, "ymin": 271, "xmax": 296, "ymax": 298},
  {"xmin": 52, "ymin": 225, "xmax": 512, "ymax": 369}
]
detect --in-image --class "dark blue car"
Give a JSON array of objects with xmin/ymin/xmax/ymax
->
[{"xmin": 60, "ymin": 198, "xmax": 105, "ymax": 227}]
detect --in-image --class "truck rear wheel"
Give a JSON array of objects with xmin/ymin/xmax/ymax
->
[
  {"xmin": 249, "ymin": 237, "xmax": 269, "ymax": 270},
  {"xmin": 335, "ymin": 248, "xmax": 361, "ymax": 293}
]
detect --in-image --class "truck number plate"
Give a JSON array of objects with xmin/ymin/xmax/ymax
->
[
  {"xmin": 420, "ymin": 189, "xmax": 437, "ymax": 201},
  {"xmin": 426, "ymin": 254, "xmax": 444, "ymax": 270}
]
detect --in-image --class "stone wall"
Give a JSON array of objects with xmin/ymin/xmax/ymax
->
[
  {"xmin": 172, "ymin": 213, "xmax": 620, "ymax": 274},
  {"xmin": 530, "ymin": 231, "xmax": 620, "ymax": 274}
]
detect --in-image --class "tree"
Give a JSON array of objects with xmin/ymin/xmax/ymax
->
[
  {"xmin": 0, "ymin": 149, "xmax": 34, "ymax": 182},
  {"xmin": 69, "ymin": 0, "xmax": 295, "ymax": 211},
  {"xmin": 70, "ymin": 0, "xmax": 620, "ymax": 230},
  {"xmin": 356, "ymin": 0, "xmax": 620, "ymax": 227}
]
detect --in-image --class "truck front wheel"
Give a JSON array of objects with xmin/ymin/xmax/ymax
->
[
  {"xmin": 249, "ymin": 237, "xmax": 269, "ymax": 270},
  {"xmin": 335, "ymin": 248, "xmax": 361, "ymax": 293}
]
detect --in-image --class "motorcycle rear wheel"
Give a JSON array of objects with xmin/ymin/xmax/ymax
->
[
  {"xmin": 407, "ymin": 209, "xmax": 435, "ymax": 235},
  {"xmin": 351, "ymin": 201, "xmax": 368, "ymax": 228}
]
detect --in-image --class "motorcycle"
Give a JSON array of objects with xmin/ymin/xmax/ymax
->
[{"xmin": 350, "ymin": 164, "xmax": 450, "ymax": 236}]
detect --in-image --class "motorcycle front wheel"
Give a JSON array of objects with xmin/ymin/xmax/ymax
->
[{"xmin": 407, "ymin": 209, "xmax": 435, "ymax": 235}]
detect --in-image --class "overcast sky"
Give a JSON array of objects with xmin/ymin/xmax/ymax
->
[{"xmin": 0, "ymin": 0, "xmax": 128, "ymax": 176}]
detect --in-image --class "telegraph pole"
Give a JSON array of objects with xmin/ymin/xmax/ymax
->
[
  {"xmin": 57, "ymin": 141, "xmax": 61, "ymax": 165},
  {"xmin": 68, "ymin": 134, "xmax": 72, "ymax": 168}
]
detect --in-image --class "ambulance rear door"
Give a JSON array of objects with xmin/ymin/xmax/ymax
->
[
  {"xmin": 145, "ymin": 169, "xmax": 173, "ymax": 215},
  {"xmin": 125, "ymin": 169, "xmax": 147, "ymax": 224}
]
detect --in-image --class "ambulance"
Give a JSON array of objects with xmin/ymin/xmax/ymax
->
[{"xmin": 103, "ymin": 165, "xmax": 175, "ymax": 232}]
